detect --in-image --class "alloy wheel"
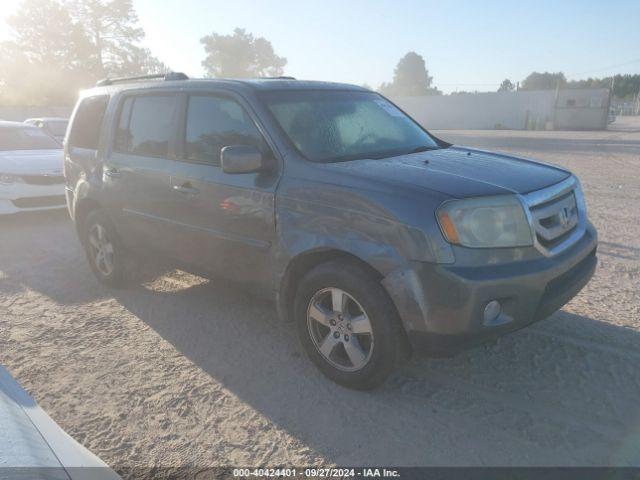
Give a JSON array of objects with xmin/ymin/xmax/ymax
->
[
  {"xmin": 306, "ymin": 287, "xmax": 374, "ymax": 372},
  {"xmin": 88, "ymin": 223, "xmax": 115, "ymax": 277}
]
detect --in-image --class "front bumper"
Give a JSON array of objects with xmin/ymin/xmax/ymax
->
[
  {"xmin": 383, "ymin": 223, "xmax": 598, "ymax": 356},
  {"xmin": 0, "ymin": 183, "xmax": 66, "ymax": 215}
]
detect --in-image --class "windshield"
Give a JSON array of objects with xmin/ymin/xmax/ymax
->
[
  {"xmin": 0, "ymin": 126, "xmax": 61, "ymax": 151},
  {"xmin": 260, "ymin": 90, "xmax": 439, "ymax": 162}
]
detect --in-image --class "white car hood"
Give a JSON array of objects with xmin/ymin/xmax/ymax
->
[{"xmin": 0, "ymin": 149, "xmax": 63, "ymax": 176}]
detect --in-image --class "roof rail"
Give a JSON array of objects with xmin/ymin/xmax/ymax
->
[
  {"xmin": 96, "ymin": 71, "xmax": 189, "ymax": 87},
  {"xmin": 261, "ymin": 76, "xmax": 296, "ymax": 80}
]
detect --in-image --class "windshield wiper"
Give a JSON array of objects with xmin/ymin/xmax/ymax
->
[{"xmin": 410, "ymin": 145, "xmax": 439, "ymax": 154}]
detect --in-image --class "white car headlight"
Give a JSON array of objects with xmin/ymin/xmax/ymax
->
[
  {"xmin": 437, "ymin": 195, "xmax": 533, "ymax": 248},
  {"xmin": 0, "ymin": 173, "xmax": 22, "ymax": 185}
]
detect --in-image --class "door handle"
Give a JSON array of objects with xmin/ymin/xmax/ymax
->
[
  {"xmin": 104, "ymin": 167, "xmax": 121, "ymax": 178},
  {"xmin": 172, "ymin": 183, "xmax": 200, "ymax": 195}
]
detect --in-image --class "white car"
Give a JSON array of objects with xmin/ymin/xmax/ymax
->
[
  {"xmin": 24, "ymin": 117, "xmax": 69, "ymax": 143},
  {"xmin": 0, "ymin": 121, "xmax": 65, "ymax": 215},
  {"xmin": 1, "ymin": 365, "xmax": 120, "ymax": 479}
]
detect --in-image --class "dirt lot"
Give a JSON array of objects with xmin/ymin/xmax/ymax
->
[{"xmin": 1, "ymin": 119, "xmax": 639, "ymax": 472}]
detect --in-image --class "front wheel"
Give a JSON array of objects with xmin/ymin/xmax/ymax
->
[{"xmin": 294, "ymin": 260, "xmax": 406, "ymax": 390}]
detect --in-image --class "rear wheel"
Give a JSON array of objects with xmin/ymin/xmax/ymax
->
[
  {"xmin": 82, "ymin": 210, "xmax": 127, "ymax": 287},
  {"xmin": 294, "ymin": 259, "xmax": 405, "ymax": 390}
]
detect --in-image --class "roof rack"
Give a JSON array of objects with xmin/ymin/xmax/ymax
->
[{"xmin": 96, "ymin": 71, "xmax": 189, "ymax": 87}]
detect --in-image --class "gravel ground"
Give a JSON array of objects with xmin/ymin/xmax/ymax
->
[{"xmin": 1, "ymin": 118, "xmax": 639, "ymax": 475}]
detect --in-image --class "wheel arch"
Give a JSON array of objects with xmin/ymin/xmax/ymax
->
[
  {"xmin": 277, "ymin": 248, "xmax": 385, "ymax": 325},
  {"xmin": 73, "ymin": 196, "xmax": 103, "ymax": 237}
]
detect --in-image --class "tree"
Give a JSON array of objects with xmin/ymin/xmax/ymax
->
[
  {"xmin": 0, "ymin": 0, "xmax": 166, "ymax": 105},
  {"xmin": 68, "ymin": 0, "xmax": 166, "ymax": 77},
  {"xmin": 0, "ymin": 0, "xmax": 90, "ymax": 104},
  {"xmin": 4, "ymin": 0, "xmax": 88, "ymax": 68},
  {"xmin": 378, "ymin": 52, "xmax": 440, "ymax": 97},
  {"xmin": 610, "ymin": 74, "xmax": 640, "ymax": 98},
  {"xmin": 200, "ymin": 28, "xmax": 287, "ymax": 78},
  {"xmin": 520, "ymin": 71, "xmax": 567, "ymax": 91},
  {"xmin": 568, "ymin": 74, "xmax": 640, "ymax": 98},
  {"xmin": 498, "ymin": 79, "xmax": 515, "ymax": 92}
]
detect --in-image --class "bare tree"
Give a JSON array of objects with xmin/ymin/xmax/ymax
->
[{"xmin": 200, "ymin": 28, "xmax": 287, "ymax": 78}]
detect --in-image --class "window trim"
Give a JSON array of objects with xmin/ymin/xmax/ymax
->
[
  {"xmin": 175, "ymin": 91, "xmax": 271, "ymax": 168},
  {"xmin": 111, "ymin": 90, "xmax": 180, "ymax": 160}
]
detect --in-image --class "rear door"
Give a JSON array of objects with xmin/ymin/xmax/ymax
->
[
  {"xmin": 101, "ymin": 92, "xmax": 180, "ymax": 253},
  {"xmin": 165, "ymin": 91, "xmax": 280, "ymax": 289}
]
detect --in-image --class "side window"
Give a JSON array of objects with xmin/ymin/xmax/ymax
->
[
  {"xmin": 184, "ymin": 95, "xmax": 263, "ymax": 165},
  {"xmin": 69, "ymin": 95, "xmax": 109, "ymax": 149},
  {"xmin": 114, "ymin": 97, "xmax": 133, "ymax": 152},
  {"xmin": 114, "ymin": 95, "xmax": 177, "ymax": 157}
]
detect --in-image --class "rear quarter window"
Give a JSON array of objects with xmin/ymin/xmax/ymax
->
[{"xmin": 69, "ymin": 95, "xmax": 109, "ymax": 149}]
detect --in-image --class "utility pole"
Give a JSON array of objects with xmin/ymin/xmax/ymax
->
[
  {"xmin": 552, "ymin": 78, "xmax": 561, "ymax": 130},
  {"xmin": 605, "ymin": 76, "xmax": 615, "ymax": 128}
]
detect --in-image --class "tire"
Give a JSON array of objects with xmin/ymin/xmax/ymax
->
[
  {"xmin": 81, "ymin": 209, "xmax": 128, "ymax": 288},
  {"xmin": 294, "ymin": 259, "xmax": 406, "ymax": 390}
]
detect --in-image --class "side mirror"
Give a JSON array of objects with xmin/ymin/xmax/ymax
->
[{"xmin": 221, "ymin": 145, "xmax": 264, "ymax": 174}]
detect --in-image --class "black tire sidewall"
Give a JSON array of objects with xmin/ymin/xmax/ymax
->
[
  {"xmin": 294, "ymin": 260, "xmax": 400, "ymax": 390},
  {"xmin": 82, "ymin": 210, "xmax": 126, "ymax": 287}
]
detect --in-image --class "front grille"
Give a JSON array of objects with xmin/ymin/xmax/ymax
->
[
  {"xmin": 19, "ymin": 174, "xmax": 65, "ymax": 185},
  {"xmin": 12, "ymin": 195, "xmax": 66, "ymax": 209},
  {"xmin": 522, "ymin": 177, "xmax": 586, "ymax": 257}
]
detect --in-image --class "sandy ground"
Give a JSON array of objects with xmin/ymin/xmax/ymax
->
[{"xmin": 1, "ymin": 118, "xmax": 640, "ymax": 475}]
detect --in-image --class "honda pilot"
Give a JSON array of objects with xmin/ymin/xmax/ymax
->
[{"xmin": 64, "ymin": 73, "xmax": 597, "ymax": 389}]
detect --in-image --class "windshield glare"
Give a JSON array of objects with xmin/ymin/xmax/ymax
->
[
  {"xmin": 0, "ymin": 126, "xmax": 61, "ymax": 151},
  {"xmin": 261, "ymin": 90, "xmax": 439, "ymax": 162}
]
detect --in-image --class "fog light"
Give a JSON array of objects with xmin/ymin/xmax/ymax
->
[{"xmin": 483, "ymin": 300, "xmax": 502, "ymax": 325}]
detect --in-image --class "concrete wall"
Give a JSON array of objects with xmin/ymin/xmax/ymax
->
[
  {"xmin": 554, "ymin": 88, "xmax": 610, "ymax": 130},
  {"xmin": 0, "ymin": 106, "xmax": 72, "ymax": 122},
  {"xmin": 392, "ymin": 88, "xmax": 610, "ymax": 130},
  {"xmin": 0, "ymin": 88, "xmax": 612, "ymax": 130}
]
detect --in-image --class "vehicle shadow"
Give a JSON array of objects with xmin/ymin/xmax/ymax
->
[
  {"xmin": 0, "ymin": 210, "xmax": 113, "ymax": 305},
  {"xmin": 112, "ymin": 276, "xmax": 640, "ymax": 466}
]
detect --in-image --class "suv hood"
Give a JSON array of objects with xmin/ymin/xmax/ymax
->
[
  {"xmin": 325, "ymin": 146, "xmax": 570, "ymax": 198},
  {"xmin": 0, "ymin": 149, "xmax": 63, "ymax": 176}
]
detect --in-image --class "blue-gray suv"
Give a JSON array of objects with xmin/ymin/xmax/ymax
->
[{"xmin": 64, "ymin": 73, "xmax": 597, "ymax": 389}]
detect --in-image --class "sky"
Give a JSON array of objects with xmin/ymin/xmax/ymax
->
[{"xmin": 2, "ymin": 0, "xmax": 640, "ymax": 93}]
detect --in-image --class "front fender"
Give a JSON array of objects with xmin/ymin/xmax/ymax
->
[
  {"xmin": 275, "ymin": 194, "xmax": 425, "ymax": 279},
  {"xmin": 273, "ymin": 185, "xmax": 451, "ymax": 326}
]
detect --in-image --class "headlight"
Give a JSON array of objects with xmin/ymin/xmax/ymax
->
[
  {"xmin": 437, "ymin": 195, "xmax": 533, "ymax": 248},
  {"xmin": 0, "ymin": 173, "xmax": 22, "ymax": 185}
]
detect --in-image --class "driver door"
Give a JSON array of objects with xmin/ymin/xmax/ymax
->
[{"xmin": 163, "ymin": 92, "xmax": 280, "ymax": 291}]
